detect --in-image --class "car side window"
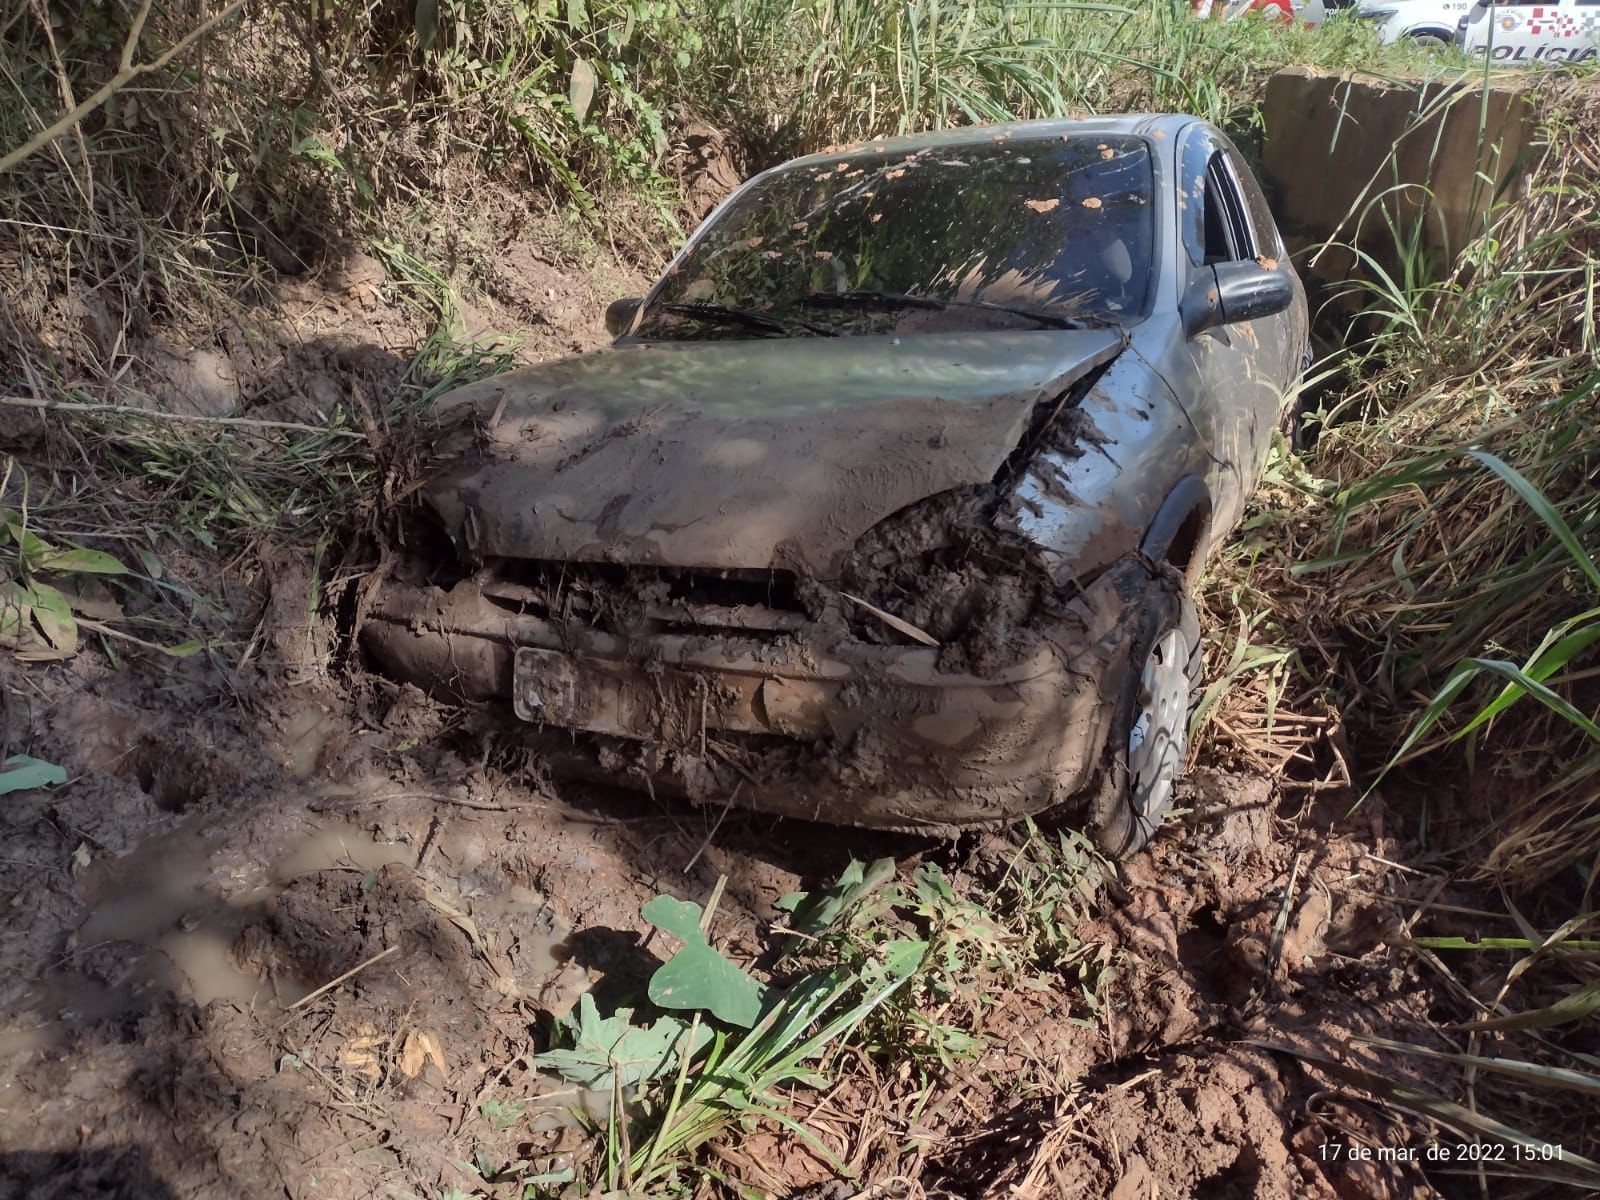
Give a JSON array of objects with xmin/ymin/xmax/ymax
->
[
  {"xmin": 1179, "ymin": 132, "xmax": 1212, "ymax": 268},
  {"xmin": 1201, "ymin": 153, "xmax": 1256, "ymax": 265},
  {"xmin": 1179, "ymin": 128, "xmax": 1262, "ymax": 268}
]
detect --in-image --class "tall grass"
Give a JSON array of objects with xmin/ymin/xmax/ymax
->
[
  {"xmin": 1201, "ymin": 73, "xmax": 1600, "ymax": 1184},
  {"xmin": 716, "ymin": 0, "xmax": 1409, "ymax": 148},
  {"xmin": 1261, "ymin": 76, "xmax": 1600, "ymax": 885}
]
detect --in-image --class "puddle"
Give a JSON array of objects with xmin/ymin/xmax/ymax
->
[
  {"xmin": 70, "ymin": 818, "xmax": 415, "ymax": 1010},
  {"xmin": 278, "ymin": 706, "xmax": 342, "ymax": 779},
  {"xmin": 0, "ymin": 972, "xmax": 151, "ymax": 1058}
]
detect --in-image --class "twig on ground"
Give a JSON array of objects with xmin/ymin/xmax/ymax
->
[{"xmin": 289, "ymin": 944, "xmax": 399, "ymax": 1011}]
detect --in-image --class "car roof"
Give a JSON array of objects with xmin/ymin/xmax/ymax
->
[{"xmin": 780, "ymin": 114, "xmax": 1199, "ymax": 172}]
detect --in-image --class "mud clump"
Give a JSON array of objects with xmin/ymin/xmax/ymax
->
[{"xmin": 836, "ymin": 485, "xmax": 1067, "ymax": 674}]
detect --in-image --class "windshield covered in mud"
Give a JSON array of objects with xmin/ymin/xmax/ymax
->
[{"xmin": 632, "ymin": 134, "xmax": 1154, "ymax": 340}]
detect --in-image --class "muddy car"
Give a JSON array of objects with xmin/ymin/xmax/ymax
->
[{"xmin": 364, "ymin": 115, "xmax": 1307, "ymax": 854}]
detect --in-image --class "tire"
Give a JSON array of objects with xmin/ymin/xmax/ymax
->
[{"xmin": 1083, "ymin": 591, "xmax": 1201, "ymax": 858}]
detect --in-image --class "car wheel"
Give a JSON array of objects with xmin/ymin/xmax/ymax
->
[{"xmin": 1083, "ymin": 593, "xmax": 1200, "ymax": 858}]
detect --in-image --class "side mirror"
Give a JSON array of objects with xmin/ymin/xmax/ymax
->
[
  {"xmin": 605, "ymin": 297, "xmax": 642, "ymax": 337},
  {"xmin": 1181, "ymin": 261, "xmax": 1293, "ymax": 338}
]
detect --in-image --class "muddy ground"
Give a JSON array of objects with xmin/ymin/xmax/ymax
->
[
  {"xmin": 0, "ymin": 253, "xmax": 1474, "ymax": 1200},
  {"xmin": 0, "ymin": 624, "xmax": 1458, "ymax": 1198}
]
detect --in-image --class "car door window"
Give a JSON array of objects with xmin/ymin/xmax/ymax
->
[
  {"xmin": 1201, "ymin": 154, "xmax": 1257, "ymax": 265},
  {"xmin": 1179, "ymin": 129, "xmax": 1262, "ymax": 269},
  {"xmin": 1222, "ymin": 143, "xmax": 1283, "ymax": 259}
]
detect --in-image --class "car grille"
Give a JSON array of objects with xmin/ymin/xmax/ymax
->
[{"xmin": 482, "ymin": 560, "xmax": 808, "ymax": 640}]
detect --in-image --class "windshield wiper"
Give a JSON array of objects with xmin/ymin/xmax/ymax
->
[
  {"xmin": 662, "ymin": 302, "xmax": 836, "ymax": 337},
  {"xmin": 797, "ymin": 289, "xmax": 1099, "ymax": 330}
]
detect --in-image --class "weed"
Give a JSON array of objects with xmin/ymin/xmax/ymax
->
[{"xmin": 527, "ymin": 834, "xmax": 1112, "ymax": 1195}]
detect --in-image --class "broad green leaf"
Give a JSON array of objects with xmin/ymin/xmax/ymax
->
[
  {"xmin": 0, "ymin": 581, "xmax": 31, "ymax": 644},
  {"xmin": 3, "ymin": 521, "xmax": 52, "ymax": 569},
  {"xmin": 0, "ymin": 754, "xmax": 67, "ymax": 795},
  {"xmin": 568, "ymin": 57, "xmax": 597, "ymax": 124},
  {"xmin": 162, "ymin": 640, "xmax": 204, "ymax": 658},
  {"xmin": 532, "ymin": 993, "xmax": 710, "ymax": 1089},
  {"xmin": 775, "ymin": 857, "xmax": 895, "ymax": 935},
  {"xmin": 35, "ymin": 546, "xmax": 127, "ymax": 575},
  {"xmin": 26, "ymin": 582, "xmax": 78, "ymax": 656},
  {"xmin": 643, "ymin": 895, "xmax": 766, "ymax": 1027},
  {"xmin": 643, "ymin": 895, "xmax": 706, "ymax": 943},
  {"xmin": 414, "ymin": 0, "xmax": 438, "ymax": 47},
  {"xmin": 878, "ymin": 937, "xmax": 929, "ymax": 980}
]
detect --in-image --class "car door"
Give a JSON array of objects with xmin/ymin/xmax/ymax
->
[{"xmin": 1175, "ymin": 126, "xmax": 1298, "ymax": 538}]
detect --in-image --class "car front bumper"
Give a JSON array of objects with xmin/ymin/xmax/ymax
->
[{"xmin": 361, "ymin": 556, "xmax": 1175, "ymax": 831}]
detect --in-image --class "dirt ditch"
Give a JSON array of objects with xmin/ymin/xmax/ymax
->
[{"xmin": 0, "ymin": 221, "xmax": 1485, "ymax": 1199}]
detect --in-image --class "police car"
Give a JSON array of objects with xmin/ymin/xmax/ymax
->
[
  {"xmin": 1457, "ymin": 0, "xmax": 1600, "ymax": 63},
  {"xmin": 1312, "ymin": 0, "xmax": 1475, "ymax": 46},
  {"xmin": 1311, "ymin": 0, "xmax": 1600, "ymax": 57}
]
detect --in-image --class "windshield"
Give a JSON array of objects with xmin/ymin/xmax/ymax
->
[{"xmin": 632, "ymin": 134, "xmax": 1155, "ymax": 341}]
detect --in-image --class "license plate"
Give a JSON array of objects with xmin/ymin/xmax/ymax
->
[{"xmin": 512, "ymin": 647, "xmax": 832, "ymax": 741}]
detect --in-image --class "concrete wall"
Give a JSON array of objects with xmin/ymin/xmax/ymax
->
[{"xmin": 1261, "ymin": 68, "xmax": 1537, "ymax": 290}]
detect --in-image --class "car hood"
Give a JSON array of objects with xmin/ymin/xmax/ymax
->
[{"xmin": 420, "ymin": 330, "xmax": 1126, "ymax": 579}]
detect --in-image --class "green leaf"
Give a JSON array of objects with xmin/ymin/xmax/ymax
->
[
  {"xmin": 1459, "ymin": 617, "xmax": 1600, "ymax": 738},
  {"xmin": 1463, "ymin": 657, "xmax": 1600, "ymax": 743},
  {"xmin": 0, "ymin": 581, "xmax": 32, "ymax": 644},
  {"xmin": 3, "ymin": 520, "xmax": 53, "ymax": 570},
  {"xmin": 162, "ymin": 640, "xmax": 204, "ymax": 658},
  {"xmin": 877, "ymin": 937, "xmax": 929, "ymax": 981},
  {"xmin": 1252, "ymin": 1040, "xmax": 1600, "ymax": 1189},
  {"xmin": 531, "ymin": 993, "xmax": 710, "ymax": 1088},
  {"xmin": 1460, "ymin": 981, "xmax": 1600, "ymax": 1032},
  {"xmin": 133, "ymin": 547, "xmax": 164, "ymax": 580},
  {"xmin": 1469, "ymin": 450, "xmax": 1600, "ymax": 592},
  {"xmin": 643, "ymin": 895, "xmax": 766, "ymax": 1027},
  {"xmin": 0, "ymin": 754, "xmax": 67, "ymax": 795},
  {"xmin": 775, "ymin": 857, "xmax": 895, "ymax": 935},
  {"xmin": 1412, "ymin": 935, "xmax": 1600, "ymax": 951},
  {"xmin": 1356, "ymin": 1035, "xmax": 1600, "ymax": 1098},
  {"xmin": 568, "ymin": 57, "xmax": 597, "ymax": 124},
  {"xmin": 520, "ymin": 1166, "xmax": 575, "ymax": 1189},
  {"xmin": 26, "ymin": 581, "xmax": 78, "ymax": 656},
  {"xmin": 35, "ymin": 546, "xmax": 127, "ymax": 575},
  {"xmin": 415, "ymin": 0, "xmax": 439, "ymax": 47}
]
